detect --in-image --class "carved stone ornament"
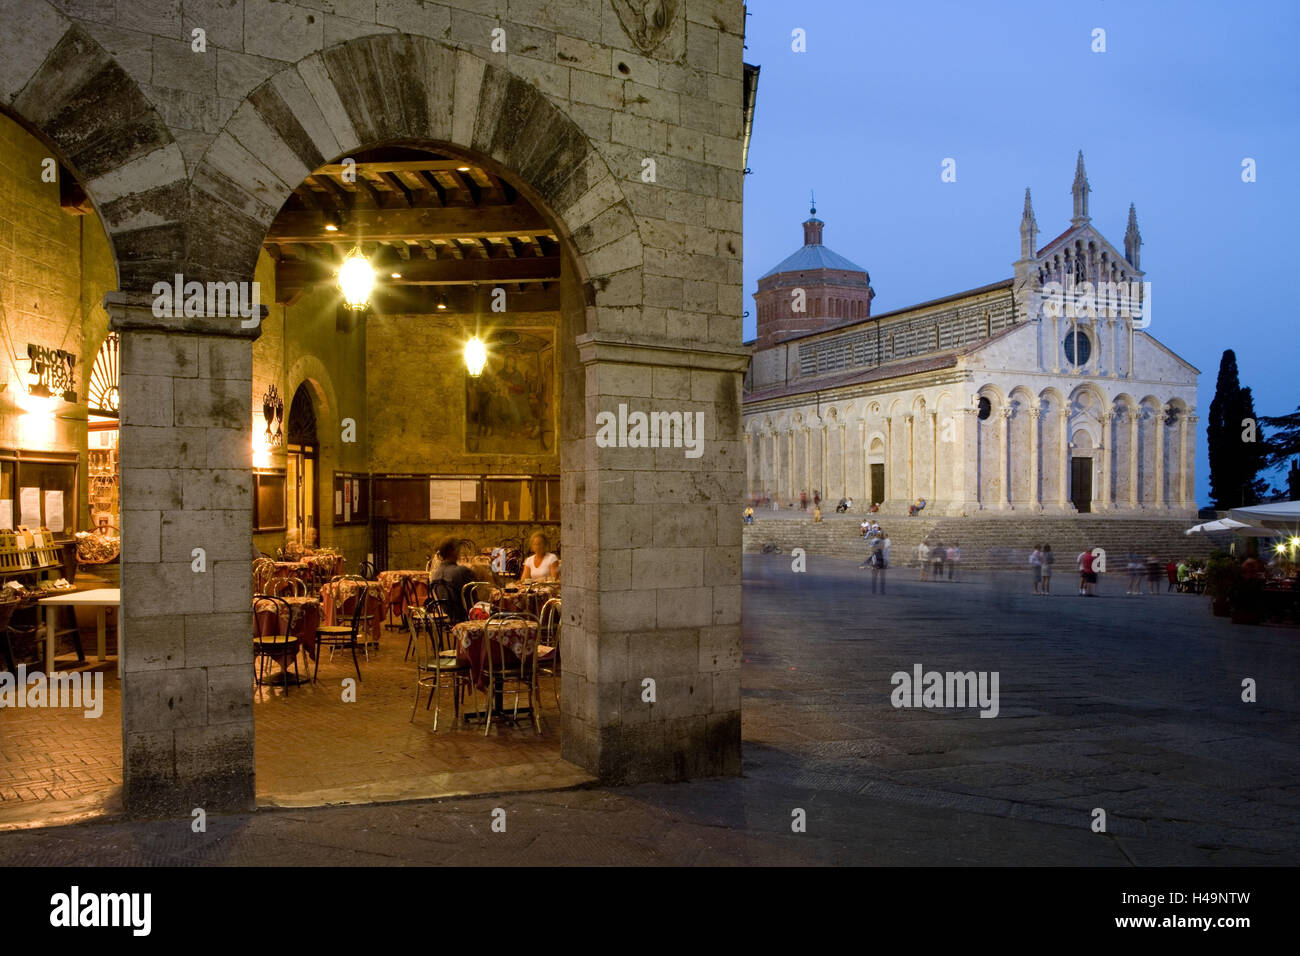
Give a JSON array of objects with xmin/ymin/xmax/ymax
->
[{"xmin": 611, "ymin": 0, "xmax": 680, "ymax": 53}]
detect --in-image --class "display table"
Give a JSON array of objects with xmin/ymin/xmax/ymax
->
[{"xmin": 38, "ymin": 587, "xmax": 120, "ymax": 676}]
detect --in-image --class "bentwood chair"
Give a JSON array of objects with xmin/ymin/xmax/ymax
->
[
  {"xmin": 399, "ymin": 575, "xmax": 430, "ymax": 658},
  {"xmin": 266, "ymin": 575, "xmax": 306, "ymax": 597},
  {"xmin": 314, "ymin": 576, "xmax": 370, "ymax": 682},
  {"xmin": 461, "ymin": 580, "xmax": 494, "ymax": 617},
  {"xmin": 252, "ymin": 556, "xmax": 276, "ymax": 595},
  {"xmin": 408, "ymin": 595, "xmax": 472, "ymax": 730},
  {"xmin": 536, "ymin": 597, "xmax": 562, "ymax": 707},
  {"xmin": 481, "ymin": 611, "xmax": 542, "ymax": 736},
  {"xmin": 356, "ymin": 559, "xmax": 376, "ymax": 579},
  {"xmin": 253, "ymin": 595, "xmax": 301, "ymax": 694}
]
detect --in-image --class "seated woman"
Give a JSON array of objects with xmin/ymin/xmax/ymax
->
[
  {"xmin": 909, "ymin": 498, "xmax": 927, "ymax": 516},
  {"xmin": 520, "ymin": 532, "xmax": 560, "ymax": 583}
]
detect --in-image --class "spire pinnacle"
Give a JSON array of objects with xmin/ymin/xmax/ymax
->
[
  {"xmin": 1071, "ymin": 150, "xmax": 1091, "ymax": 224},
  {"xmin": 1124, "ymin": 202, "xmax": 1141, "ymax": 268},
  {"xmin": 1019, "ymin": 187, "xmax": 1038, "ymax": 259},
  {"xmin": 810, "ymin": 189, "xmax": 816, "ymax": 217}
]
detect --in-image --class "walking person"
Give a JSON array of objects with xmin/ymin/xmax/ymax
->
[
  {"xmin": 1029, "ymin": 544, "xmax": 1043, "ymax": 594},
  {"xmin": 1146, "ymin": 554, "xmax": 1163, "ymax": 595},
  {"xmin": 1125, "ymin": 551, "xmax": 1142, "ymax": 595},
  {"xmin": 1076, "ymin": 547, "xmax": 1090, "ymax": 596},
  {"xmin": 931, "ymin": 539, "xmax": 945, "ymax": 580},
  {"xmin": 1041, "ymin": 543, "xmax": 1053, "ymax": 593},
  {"xmin": 800, "ymin": 490, "xmax": 807, "ymax": 511},
  {"xmin": 1081, "ymin": 547, "xmax": 1098, "ymax": 597},
  {"xmin": 917, "ymin": 540, "xmax": 930, "ymax": 581},
  {"xmin": 1166, "ymin": 559, "xmax": 1178, "ymax": 592},
  {"xmin": 947, "ymin": 542, "xmax": 960, "ymax": 581}
]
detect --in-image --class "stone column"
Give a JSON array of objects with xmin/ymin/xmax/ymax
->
[
  {"xmin": 930, "ymin": 410, "xmax": 939, "ymax": 500},
  {"xmin": 1109, "ymin": 318, "xmax": 1118, "ymax": 379},
  {"xmin": 1129, "ymin": 412, "xmax": 1139, "ymax": 509},
  {"xmin": 861, "ymin": 421, "xmax": 870, "ymax": 501},
  {"xmin": 1154, "ymin": 404, "xmax": 1166, "ymax": 510},
  {"xmin": 744, "ymin": 432, "xmax": 753, "ymax": 496},
  {"xmin": 820, "ymin": 423, "xmax": 828, "ymax": 498},
  {"xmin": 1028, "ymin": 405, "xmax": 1041, "ymax": 511},
  {"xmin": 1182, "ymin": 413, "xmax": 1198, "ymax": 511},
  {"xmin": 1057, "ymin": 407, "xmax": 1070, "ymax": 509},
  {"xmin": 884, "ymin": 415, "xmax": 896, "ymax": 507},
  {"xmin": 949, "ymin": 405, "xmax": 976, "ymax": 514},
  {"xmin": 1051, "ymin": 313, "xmax": 1061, "ymax": 373},
  {"xmin": 905, "ymin": 414, "xmax": 915, "ymax": 502},
  {"xmin": 839, "ymin": 424, "xmax": 847, "ymax": 500},
  {"xmin": 787, "ymin": 430, "xmax": 795, "ymax": 502},
  {"xmin": 998, "ymin": 406, "xmax": 1012, "ymax": 509},
  {"xmin": 803, "ymin": 426, "xmax": 812, "ymax": 499},
  {"xmin": 1099, "ymin": 411, "xmax": 1113, "ymax": 510},
  {"xmin": 107, "ymin": 291, "xmax": 262, "ymax": 816}
]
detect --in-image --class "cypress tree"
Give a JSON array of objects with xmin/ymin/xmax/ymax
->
[{"xmin": 1207, "ymin": 350, "xmax": 1267, "ymax": 508}]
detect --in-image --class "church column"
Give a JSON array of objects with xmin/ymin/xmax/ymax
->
[
  {"xmin": 1099, "ymin": 412, "xmax": 1113, "ymax": 511},
  {"xmin": 1154, "ymin": 404, "xmax": 1166, "ymax": 510},
  {"xmin": 1128, "ymin": 412, "xmax": 1139, "ymax": 509},
  {"xmin": 998, "ymin": 406, "xmax": 1011, "ymax": 510},
  {"xmin": 1051, "ymin": 313, "xmax": 1061, "ymax": 374},
  {"xmin": 1181, "ymin": 413, "xmax": 1197, "ymax": 510},
  {"xmin": 949, "ymin": 405, "xmax": 975, "ymax": 514},
  {"xmin": 885, "ymin": 415, "xmax": 897, "ymax": 507},
  {"xmin": 820, "ymin": 422, "xmax": 829, "ymax": 498},
  {"xmin": 930, "ymin": 410, "xmax": 939, "ymax": 501},
  {"xmin": 1028, "ymin": 405, "xmax": 1041, "ymax": 511},
  {"xmin": 744, "ymin": 433, "xmax": 753, "ymax": 497},
  {"xmin": 839, "ymin": 423, "xmax": 847, "ymax": 500},
  {"xmin": 905, "ymin": 414, "xmax": 915, "ymax": 502},
  {"xmin": 1109, "ymin": 318, "xmax": 1118, "ymax": 379},
  {"xmin": 1057, "ymin": 406, "xmax": 1070, "ymax": 509},
  {"xmin": 861, "ymin": 421, "xmax": 870, "ymax": 502}
]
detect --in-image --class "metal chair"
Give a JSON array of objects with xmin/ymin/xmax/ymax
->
[
  {"xmin": 266, "ymin": 575, "xmax": 306, "ymax": 597},
  {"xmin": 356, "ymin": 559, "xmax": 376, "ymax": 579},
  {"xmin": 536, "ymin": 597, "xmax": 562, "ymax": 707},
  {"xmin": 252, "ymin": 556, "xmax": 275, "ymax": 595},
  {"xmin": 408, "ymin": 595, "xmax": 472, "ymax": 730},
  {"xmin": 481, "ymin": 611, "xmax": 542, "ymax": 736},
  {"xmin": 314, "ymin": 576, "xmax": 370, "ymax": 682},
  {"xmin": 400, "ymin": 574, "xmax": 431, "ymax": 660},
  {"xmin": 462, "ymin": 580, "xmax": 494, "ymax": 618},
  {"xmin": 253, "ymin": 595, "xmax": 301, "ymax": 694}
]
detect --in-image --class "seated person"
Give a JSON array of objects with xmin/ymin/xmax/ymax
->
[
  {"xmin": 909, "ymin": 497, "xmax": 927, "ymax": 516},
  {"xmin": 868, "ymin": 501, "xmax": 880, "ymax": 513},
  {"xmin": 520, "ymin": 532, "xmax": 561, "ymax": 583},
  {"xmin": 431, "ymin": 537, "xmax": 477, "ymax": 623},
  {"xmin": 835, "ymin": 497, "xmax": 849, "ymax": 513}
]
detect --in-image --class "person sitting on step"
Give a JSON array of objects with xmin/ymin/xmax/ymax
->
[{"xmin": 908, "ymin": 497, "xmax": 927, "ymax": 516}]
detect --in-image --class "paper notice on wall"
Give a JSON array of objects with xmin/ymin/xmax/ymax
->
[
  {"xmin": 460, "ymin": 480, "xmax": 477, "ymax": 501},
  {"xmin": 18, "ymin": 487, "xmax": 41, "ymax": 526},
  {"xmin": 352, "ymin": 479, "xmax": 360, "ymax": 506},
  {"xmin": 344, "ymin": 498, "xmax": 351, "ymax": 522},
  {"xmin": 335, "ymin": 490, "xmax": 343, "ymax": 517},
  {"xmin": 429, "ymin": 480, "xmax": 461, "ymax": 519},
  {"xmin": 0, "ymin": 500, "xmax": 11, "ymax": 530},
  {"xmin": 44, "ymin": 491, "xmax": 64, "ymax": 532}
]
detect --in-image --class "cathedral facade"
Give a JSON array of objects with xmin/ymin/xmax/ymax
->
[{"xmin": 743, "ymin": 155, "xmax": 1199, "ymax": 516}]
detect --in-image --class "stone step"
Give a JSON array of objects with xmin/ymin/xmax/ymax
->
[{"xmin": 742, "ymin": 515, "xmax": 1233, "ymax": 569}]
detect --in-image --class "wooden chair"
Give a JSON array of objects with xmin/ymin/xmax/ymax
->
[
  {"xmin": 536, "ymin": 597, "xmax": 562, "ymax": 707},
  {"xmin": 253, "ymin": 595, "xmax": 301, "ymax": 694},
  {"xmin": 314, "ymin": 576, "xmax": 370, "ymax": 682},
  {"xmin": 481, "ymin": 611, "xmax": 542, "ymax": 736}
]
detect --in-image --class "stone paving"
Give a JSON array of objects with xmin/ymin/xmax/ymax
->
[{"xmin": 1, "ymin": 555, "xmax": 1296, "ymax": 863}]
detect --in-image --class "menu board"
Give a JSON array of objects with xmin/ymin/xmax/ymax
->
[
  {"xmin": 19, "ymin": 487, "xmax": 41, "ymax": 526},
  {"xmin": 428, "ymin": 480, "xmax": 462, "ymax": 520}
]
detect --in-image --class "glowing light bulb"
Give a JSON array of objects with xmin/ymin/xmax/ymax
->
[
  {"xmin": 464, "ymin": 335, "xmax": 487, "ymax": 377},
  {"xmin": 338, "ymin": 248, "xmax": 375, "ymax": 311}
]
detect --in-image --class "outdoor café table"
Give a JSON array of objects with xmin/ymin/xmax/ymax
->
[
  {"xmin": 451, "ymin": 617, "xmax": 543, "ymax": 718},
  {"xmin": 38, "ymin": 588, "xmax": 120, "ymax": 677},
  {"xmin": 319, "ymin": 579, "xmax": 383, "ymax": 645},
  {"xmin": 490, "ymin": 582, "xmax": 558, "ymax": 614},
  {"xmin": 253, "ymin": 595, "xmax": 320, "ymax": 684},
  {"xmin": 377, "ymin": 570, "xmax": 430, "ymax": 617}
]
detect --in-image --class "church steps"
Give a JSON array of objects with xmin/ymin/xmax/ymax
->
[{"xmin": 742, "ymin": 514, "xmax": 1231, "ymax": 569}]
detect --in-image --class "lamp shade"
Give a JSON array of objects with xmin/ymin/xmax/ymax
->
[
  {"xmin": 464, "ymin": 335, "xmax": 487, "ymax": 377},
  {"xmin": 338, "ymin": 247, "xmax": 375, "ymax": 311}
]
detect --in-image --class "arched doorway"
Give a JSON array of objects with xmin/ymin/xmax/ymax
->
[{"xmin": 285, "ymin": 383, "xmax": 318, "ymax": 549}]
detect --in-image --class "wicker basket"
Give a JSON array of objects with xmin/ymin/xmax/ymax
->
[{"xmin": 76, "ymin": 527, "xmax": 121, "ymax": 565}]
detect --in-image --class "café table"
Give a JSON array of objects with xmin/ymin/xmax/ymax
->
[
  {"xmin": 320, "ymin": 578, "xmax": 383, "ymax": 645},
  {"xmin": 451, "ymin": 617, "xmax": 545, "ymax": 720},
  {"xmin": 489, "ymin": 582, "xmax": 559, "ymax": 614},
  {"xmin": 377, "ymin": 570, "xmax": 429, "ymax": 622},
  {"xmin": 253, "ymin": 595, "xmax": 321, "ymax": 684},
  {"xmin": 38, "ymin": 588, "xmax": 120, "ymax": 677}
]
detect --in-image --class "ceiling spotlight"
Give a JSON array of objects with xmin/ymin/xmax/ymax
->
[
  {"xmin": 390, "ymin": 272, "xmax": 402, "ymax": 279},
  {"xmin": 436, "ymin": 294, "xmax": 448, "ymax": 311},
  {"xmin": 457, "ymin": 165, "xmax": 471, "ymax": 172},
  {"xmin": 323, "ymin": 210, "xmax": 341, "ymax": 232}
]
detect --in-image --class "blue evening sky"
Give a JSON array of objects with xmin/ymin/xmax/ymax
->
[{"xmin": 740, "ymin": 0, "xmax": 1299, "ymax": 505}]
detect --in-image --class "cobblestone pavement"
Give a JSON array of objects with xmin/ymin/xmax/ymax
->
[{"xmin": 1, "ymin": 556, "xmax": 1296, "ymax": 864}]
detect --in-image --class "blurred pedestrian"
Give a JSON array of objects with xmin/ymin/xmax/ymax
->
[
  {"xmin": 1029, "ymin": 545, "xmax": 1043, "ymax": 594},
  {"xmin": 1126, "ymin": 551, "xmax": 1142, "ymax": 594},
  {"xmin": 1146, "ymin": 554, "xmax": 1162, "ymax": 594},
  {"xmin": 947, "ymin": 541, "xmax": 961, "ymax": 581},
  {"xmin": 917, "ymin": 540, "xmax": 930, "ymax": 580},
  {"xmin": 1041, "ymin": 543, "xmax": 1053, "ymax": 593},
  {"xmin": 931, "ymin": 539, "xmax": 945, "ymax": 580}
]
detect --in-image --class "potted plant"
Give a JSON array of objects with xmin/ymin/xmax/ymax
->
[{"xmin": 1204, "ymin": 554, "xmax": 1239, "ymax": 617}]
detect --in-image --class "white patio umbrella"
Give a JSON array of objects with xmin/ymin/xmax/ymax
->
[
  {"xmin": 1229, "ymin": 501, "xmax": 1300, "ymax": 532},
  {"xmin": 1185, "ymin": 517, "xmax": 1274, "ymax": 537}
]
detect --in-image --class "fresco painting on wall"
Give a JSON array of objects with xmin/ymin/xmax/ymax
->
[{"xmin": 465, "ymin": 329, "xmax": 555, "ymax": 454}]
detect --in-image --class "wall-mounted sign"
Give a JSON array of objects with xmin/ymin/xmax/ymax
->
[{"xmin": 26, "ymin": 344, "xmax": 77, "ymax": 402}]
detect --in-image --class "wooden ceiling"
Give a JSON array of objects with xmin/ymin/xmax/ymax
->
[{"xmin": 263, "ymin": 148, "xmax": 561, "ymax": 313}]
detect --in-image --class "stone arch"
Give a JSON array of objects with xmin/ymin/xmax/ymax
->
[
  {"xmin": 0, "ymin": 7, "xmax": 184, "ymax": 294},
  {"xmin": 189, "ymin": 33, "xmax": 640, "ymax": 303},
  {"xmin": 974, "ymin": 384, "xmax": 1004, "ymax": 507}
]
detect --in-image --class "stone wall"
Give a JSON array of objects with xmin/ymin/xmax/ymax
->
[{"xmin": 2, "ymin": 0, "xmax": 750, "ymax": 811}]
